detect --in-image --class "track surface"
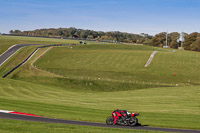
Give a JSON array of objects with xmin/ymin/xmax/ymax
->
[
  {"xmin": 0, "ymin": 112, "xmax": 200, "ymax": 133},
  {"xmin": 0, "ymin": 44, "xmax": 44, "ymax": 67},
  {"xmin": 0, "ymin": 44, "xmax": 200, "ymax": 133}
]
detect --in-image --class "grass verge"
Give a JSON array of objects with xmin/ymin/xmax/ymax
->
[
  {"xmin": 0, "ymin": 119, "xmax": 167, "ymax": 133},
  {"xmin": 0, "ymin": 78, "xmax": 199, "ymax": 129}
]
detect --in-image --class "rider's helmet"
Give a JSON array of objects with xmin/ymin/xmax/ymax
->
[{"xmin": 113, "ymin": 109, "xmax": 120, "ymax": 113}]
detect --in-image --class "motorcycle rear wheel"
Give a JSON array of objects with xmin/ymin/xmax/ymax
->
[
  {"xmin": 106, "ymin": 117, "xmax": 114, "ymax": 125},
  {"xmin": 128, "ymin": 117, "xmax": 138, "ymax": 126}
]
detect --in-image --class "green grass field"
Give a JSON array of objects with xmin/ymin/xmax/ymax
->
[
  {"xmin": 0, "ymin": 78, "xmax": 199, "ymax": 130},
  {"xmin": 0, "ymin": 35, "xmax": 79, "ymax": 55},
  {"xmin": 0, "ymin": 119, "xmax": 166, "ymax": 133},
  {"xmin": 0, "ymin": 35, "xmax": 200, "ymax": 132},
  {"xmin": 32, "ymin": 44, "xmax": 200, "ymax": 87}
]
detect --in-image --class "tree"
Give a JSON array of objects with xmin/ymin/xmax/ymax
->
[
  {"xmin": 168, "ymin": 32, "xmax": 180, "ymax": 49},
  {"xmin": 152, "ymin": 32, "xmax": 166, "ymax": 47},
  {"xmin": 9, "ymin": 30, "xmax": 14, "ymax": 34},
  {"xmin": 143, "ymin": 38, "xmax": 152, "ymax": 45},
  {"xmin": 190, "ymin": 35, "xmax": 200, "ymax": 51},
  {"xmin": 87, "ymin": 35, "xmax": 94, "ymax": 39},
  {"xmin": 13, "ymin": 30, "xmax": 21, "ymax": 34},
  {"xmin": 10, "ymin": 27, "xmax": 148, "ymax": 44},
  {"xmin": 183, "ymin": 32, "xmax": 199, "ymax": 50}
]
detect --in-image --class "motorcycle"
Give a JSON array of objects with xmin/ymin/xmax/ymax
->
[{"xmin": 106, "ymin": 110, "xmax": 139, "ymax": 126}]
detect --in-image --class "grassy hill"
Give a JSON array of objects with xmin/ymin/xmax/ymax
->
[
  {"xmin": 7, "ymin": 44, "xmax": 170, "ymax": 91},
  {"xmin": 0, "ymin": 78, "xmax": 199, "ymax": 129},
  {"xmin": 0, "ymin": 35, "xmax": 79, "ymax": 55},
  {"xmin": 0, "ymin": 36, "xmax": 200, "ymax": 132},
  {"xmin": 21, "ymin": 43, "xmax": 200, "ymax": 90}
]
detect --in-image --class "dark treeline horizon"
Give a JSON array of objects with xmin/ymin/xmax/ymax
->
[
  {"xmin": 9, "ymin": 27, "xmax": 152, "ymax": 44},
  {"xmin": 9, "ymin": 27, "xmax": 200, "ymax": 52}
]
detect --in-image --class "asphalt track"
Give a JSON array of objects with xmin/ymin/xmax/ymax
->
[
  {"xmin": 0, "ymin": 44, "xmax": 200, "ymax": 133},
  {"xmin": 0, "ymin": 112, "xmax": 200, "ymax": 133},
  {"xmin": 0, "ymin": 44, "xmax": 44, "ymax": 67}
]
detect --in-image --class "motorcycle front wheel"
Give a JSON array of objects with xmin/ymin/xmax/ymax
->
[
  {"xmin": 106, "ymin": 117, "xmax": 114, "ymax": 125},
  {"xmin": 128, "ymin": 117, "xmax": 138, "ymax": 126}
]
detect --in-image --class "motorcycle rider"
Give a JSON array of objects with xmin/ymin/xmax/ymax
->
[
  {"xmin": 112, "ymin": 109, "xmax": 128, "ymax": 124},
  {"xmin": 112, "ymin": 109, "xmax": 121, "ymax": 124},
  {"xmin": 119, "ymin": 110, "xmax": 128, "ymax": 123}
]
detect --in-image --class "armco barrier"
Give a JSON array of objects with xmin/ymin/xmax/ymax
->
[{"xmin": 2, "ymin": 44, "xmax": 71, "ymax": 78}]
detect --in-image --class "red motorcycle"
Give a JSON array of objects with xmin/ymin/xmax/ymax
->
[{"xmin": 106, "ymin": 110, "xmax": 139, "ymax": 126}]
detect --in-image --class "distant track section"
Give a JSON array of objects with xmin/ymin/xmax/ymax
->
[
  {"xmin": 144, "ymin": 51, "xmax": 157, "ymax": 67},
  {"xmin": 0, "ymin": 44, "xmax": 42, "ymax": 67},
  {"xmin": 0, "ymin": 112, "xmax": 200, "ymax": 133},
  {"xmin": 1, "ymin": 44, "xmax": 71, "ymax": 78}
]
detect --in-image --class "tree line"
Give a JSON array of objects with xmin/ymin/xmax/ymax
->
[
  {"xmin": 152, "ymin": 32, "xmax": 200, "ymax": 52},
  {"xmin": 9, "ymin": 28, "xmax": 200, "ymax": 52},
  {"xmin": 9, "ymin": 27, "xmax": 151, "ymax": 44}
]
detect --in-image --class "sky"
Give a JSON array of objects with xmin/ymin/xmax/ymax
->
[{"xmin": 0, "ymin": 0, "xmax": 200, "ymax": 35}]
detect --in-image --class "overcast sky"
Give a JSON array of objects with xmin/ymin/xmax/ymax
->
[{"xmin": 0, "ymin": 0, "xmax": 200, "ymax": 35}]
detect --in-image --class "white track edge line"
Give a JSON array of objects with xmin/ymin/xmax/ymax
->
[
  {"xmin": 0, "ymin": 44, "xmax": 17, "ymax": 57},
  {"xmin": 0, "ymin": 110, "xmax": 13, "ymax": 113},
  {"xmin": 0, "ymin": 47, "xmax": 23, "ymax": 67}
]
